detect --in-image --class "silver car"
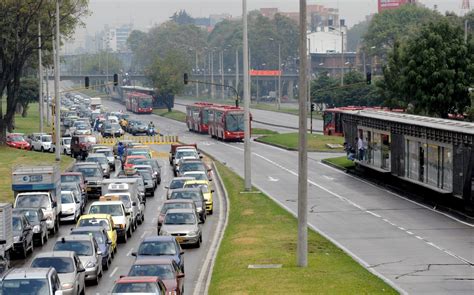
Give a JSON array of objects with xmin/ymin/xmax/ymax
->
[
  {"xmin": 86, "ymin": 153, "xmax": 110, "ymax": 178},
  {"xmin": 31, "ymin": 251, "xmax": 86, "ymax": 295},
  {"xmin": 0, "ymin": 267, "xmax": 64, "ymax": 295},
  {"xmin": 159, "ymin": 208, "xmax": 202, "ymax": 248},
  {"xmin": 53, "ymin": 235, "xmax": 103, "ymax": 285}
]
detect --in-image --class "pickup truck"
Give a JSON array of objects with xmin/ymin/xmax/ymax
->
[{"xmin": 169, "ymin": 143, "xmax": 197, "ymax": 165}]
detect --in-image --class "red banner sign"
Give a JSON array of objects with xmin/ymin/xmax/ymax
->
[{"xmin": 249, "ymin": 70, "xmax": 282, "ymax": 76}]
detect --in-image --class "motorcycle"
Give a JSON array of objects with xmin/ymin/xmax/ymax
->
[{"xmin": 147, "ymin": 126, "xmax": 157, "ymax": 136}]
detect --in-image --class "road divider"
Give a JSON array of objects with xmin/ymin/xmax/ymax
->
[{"xmin": 96, "ymin": 134, "xmax": 179, "ymax": 145}]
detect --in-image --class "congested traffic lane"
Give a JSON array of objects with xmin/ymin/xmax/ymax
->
[
  {"xmin": 101, "ymin": 98, "xmax": 474, "ymax": 294},
  {"xmin": 10, "ymin": 142, "xmax": 222, "ymax": 294}
]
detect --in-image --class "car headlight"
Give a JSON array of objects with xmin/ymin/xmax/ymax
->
[
  {"xmin": 188, "ymin": 230, "xmax": 199, "ymax": 236},
  {"xmin": 13, "ymin": 236, "xmax": 20, "ymax": 243},
  {"xmin": 62, "ymin": 282, "xmax": 74, "ymax": 289},
  {"xmin": 85, "ymin": 261, "xmax": 96, "ymax": 268},
  {"xmin": 197, "ymin": 207, "xmax": 203, "ymax": 213},
  {"xmin": 33, "ymin": 225, "xmax": 41, "ymax": 233}
]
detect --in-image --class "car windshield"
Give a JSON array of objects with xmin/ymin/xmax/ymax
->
[
  {"xmin": 78, "ymin": 218, "xmax": 110, "ymax": 230},
  {"xmin": 12, "ymin": 217, "xmax": 23, "ymax": 231},
  {"xmin": 112, "ymin": 282, "xmax": 159, "ymax": 293},
  {"xmin": 61, "ymin": 193, "xmax": 74, "ymax": 204},
  {"xmin": 111, "ymin": 123, "xmax": 121, "ymax": 129},
  {"xmin": 128, "ymin": 150, "xmax": 149, "ymax": 157},
  {"xmin": 128, "ymin": 158, "xmax": 144, "ymax": 165},
  {"xmin": 63, "ymin": 138, "xmax": 71, "ymax": 145},
  {"xmin": 16, "ymin": 194, "xmax": 50, "ymax": 208},
  {"xmin": 76, "ymin": 125, "xmax": 87, "ymax": 130},
  {"xmin": 21, "ymin": 210, "xmax": 40, "ymax": 223},
  {"xmin": 96, "ymin": 150, "xmax": 113, "ymax": 157},
  {"xmin": 0, "ymin": 279, "xmax": 48, "ymax": 294},
  {"xmin": 184, "ymin": 173, "xmax": 207, "ymax": 181},
  {"xmin": 170, "ymin": 191, "xmax": 201, "ymax": 201},
  {"xmin": 31, "ymin": 257, "xmax": 74, "ymax": 273},
  {"xmin": 41, "ymin": 135, "xmax": 52, "ymax": 142},
  {"xmin": 74, "ymin": 167, "xmax": 101, "ymax": 177},
  {"xmin": 61, "ymin": 175, "xmax": 81, "ymax": 183},
  {"xmin": 79, "ymin": 136, "xmax": 96, "ymax": 143},
  {"xmin": 128, "ymin": 264, "xmax": 175, "ymax": 279},
  {"xmin": 169, "ymin": 179, "xmax": 187, "ymax": 189},
  {"xmin": 225, "ymin": 112, "xmax": 245, "ymax": 132},
  {"xmin": 87, "ymin": 157, "xmax": 107, "ymax": 165},
  {"xmin": 184, "ymin": 183, "xmax": 209, "ymax": 193},
  {"xmin": 138, "ymin": 241, "xmax": 177, "ymax": 256},
  {"xmin": 54, "ymin": 240, "xmax": 93, "ymax": 256},
  {"xmin": 89, "ymin": 204, "xmax": 123, "ymax": 216},
  {"xmin": 61, "ymin": 183, "xmax": 78, "ymax": 192},
  {"xmin": 9, "ymin": 136, "xmax": 24, "ymax": 142},
  {"xmin": 180, "ymin": 162, "xmax": 205, "ymax": 172},
  {"xmin": 141, "ymin": 172, "xmax": 152, "ymax": 180},
  {"xmin": 176, "ymin": 151, "xmax": 197, "ymax": 159},
  {"xmin": 161, "ymin": 203, "xmax": 192, "ymax": 214},
  {"xmin": 71, "ymin": 231, "xmax": 105, "ymax": 244},
  {"xmin": 117, "ymin": 195, "xmax": 131, "ymax": 208},
  {"xmin": 164, "ymin": 212, "xmax": 196, "ymax": 225},
  {"xmin": 138, "ymin": 99, "xmax": 152, "ymax": 108}
]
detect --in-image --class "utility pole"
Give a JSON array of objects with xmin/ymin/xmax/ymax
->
[
  {"xmin": 340, "ymin": 31, "xmax": 344, "ymax": 86},
  {"xmin": 235, "ymin": 49, "xmax": 239, "ymax": 100},
  {"xmin": 297, "ymin": 0, "xmax": 308, "ymax": 267},
  {"xmin": 211, "ymin": 51, "xmax": 215, "ymax": 99},
  {"xmin": 46, "ymin": 68, "xmax": 50, "ymax": 126},
  {"xmin": 195, "ymin": 50, "xmax": 199, "ymax": 98},
  {"xmin": 54, "ymin": 0, "xmax": 61, "ymax": 161},
  {"xmin": 363, "ymin": 50, "xmax": 366, "ymax": 76},
  {"xmin": 221, "ymin": 51, "xmax": 225, "ymax": 100},
  {"xmin": 38, "ymin": 21, "xmax": 44, "ymax": 133},
  {"xmin": 278, "ymin": 42, "xmax": 281, "ymax": 110},
  {"xmin": 243, "ymin": 0, "xmax": 251, "ymax": 191}
]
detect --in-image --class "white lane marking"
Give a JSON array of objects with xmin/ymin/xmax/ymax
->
[
  {"xmin": 398, "ymin": 227, "xmax": 406, "ymax": 231},
  {"xmin": 406, "ymin": 231, "xmax": 414, "ymax": 235},
  {"xmin": 109, "ymin": 266, "xmax": 118, "ymax": 278},
  {"xmin": 222, "ymin": 142, "xmax": 474, "ymax": 266},
  {"xmin": 140, "ymin": 231, "xmax": 147, "ymax": 239},
  {"xmin": 152, "ymin": 217, "xmax": 157, "ymax": 224},
  {"xmin": 126, "ymin": 248, "xmax": 134, "ymax": 256},
  {"xmin": 323, "ymin": 175, "xmax": 334, "ymax": 180},
  {"xmin": 268, "ymin": 176, "xmax": 279, "ymax": 182},
  {"xmin": 318, "ymin": 161, "xmax": 474, "ymax": 228}
]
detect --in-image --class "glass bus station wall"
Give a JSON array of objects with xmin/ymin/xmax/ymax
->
[{"xmin": 342, "ymin": 114, "xmax": 474, "ymax": 202}]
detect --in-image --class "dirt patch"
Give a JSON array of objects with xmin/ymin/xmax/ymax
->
[{"xmin": 241, "ymin": 209, "xmax": 254, "ymax": 216}]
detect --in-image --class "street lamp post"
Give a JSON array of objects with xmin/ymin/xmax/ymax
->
[
  {"xmin": 195, "ymin": 50, "xmax": 199, "ymax": 98},
  {"xmin": 269, "ymin": 38, "xmax": 282, "ymax": 109},
  {"xmin": 54, "ymin": 0, "xmax": 61, "ymax": 161},
  {"xmin": 243, "ymin": 0, "xmax": 251, "ymax": 191},
  {"xmin": 38, "ymin": 21, "xmax": 44, "ymax": 133}
]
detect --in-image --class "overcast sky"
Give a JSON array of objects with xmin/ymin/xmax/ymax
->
[{"xmin": 78, "ymin": 0, "xmax": 464, "ymax": 36}]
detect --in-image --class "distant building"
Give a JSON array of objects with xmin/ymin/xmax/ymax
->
[
  {"xmin": 98, "ymin": 24, "xmax": 133, "ymax": 52},
  {"xmin": 378, "ymin": 0, "xmax": 417, "ymax": 13},
  {"xmin": 307, "ymin": 25, "xmax": 347, "ymax": 54}
]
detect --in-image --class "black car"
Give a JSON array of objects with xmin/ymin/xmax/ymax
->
[
  {"xmin": 168, "ymin": 188, "xmax": 207, "ymax": 223},
  {"xmin": 12, "ymin": 208, "xmax": 48, "ymax": 246},
  {"xmin": 12, "ymin": 213, "xmax": 34, "ymax": 258},
  {"xmin": 133, "ymin": 159, "xmax": 162, "ymax": 184}
]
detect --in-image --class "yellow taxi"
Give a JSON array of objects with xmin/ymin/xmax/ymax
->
[
  {"xmin": 183, "ymin": 180, "xmax": 214, "ymax": 214},
  {"xmin": 76, "ymin": 214, "xmax": 118, "ymax": 253}
]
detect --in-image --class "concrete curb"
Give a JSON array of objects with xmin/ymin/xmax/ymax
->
[
  {"xmin": 320, "ymin": 158, "xmax": 352, "ymax": 172},
  {"xmin": 192, "ymin": 161, "xmax": 229, "ymax": 295}
]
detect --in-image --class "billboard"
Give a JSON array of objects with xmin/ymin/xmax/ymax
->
[
  {"xmin": 378, "ymin": 0, "xmax": 412, "ymax": 13},
  {"xmin": 249, "ymin": 70, "xmax": 282, "ymax": 76}
]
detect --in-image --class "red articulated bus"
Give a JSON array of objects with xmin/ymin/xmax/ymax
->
[
  {"xmin": 186, "ymin": 102, "xmax": 216, "ymax": 133},
  {"xmin": 208, "ymin": 105, "xmax": 249, "ymax": 141},
  {"xmin": 323, "ymin": 106, "xmax": 404, "ymax": 136},
  {"xmin": 125, "ymin": 92, "xmax": 153, "ymax": 114}
]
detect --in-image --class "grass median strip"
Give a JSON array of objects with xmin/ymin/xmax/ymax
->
[
  {"xmin": 0, "ymin": 147, "xmax": 73, "ymax": 203},
  {"xmin": 256, "ymin": 133, "xmax": 344, "ymax": 152},
  {"xmin": 251, "ymin": 128, "xmax": 279, "ymax": 135},
  {"xmin": 209, "ymin": 162, "xmax": 397, "ymax": 294},
  {"xmin": 323, "ymin": 156, "xmax": 356, "ymax": 170},
  {"xmin": 153, "ymin": 109, "xmax": 186, "ymax": 123}
]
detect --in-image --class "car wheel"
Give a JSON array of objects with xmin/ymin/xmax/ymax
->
[
  {"xmin": 141, "ymin": 213, "xmax": 145, "ymax": 222},
  {"xmin": 63, "ymin": 149, "xmax": 67, "ymax": 154},
  {"xmin": 209, "ymin": 209, "xmax": 213, "ymax": 215}
]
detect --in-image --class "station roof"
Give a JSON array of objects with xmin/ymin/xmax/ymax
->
[{"xmin": 344, "ymin": 109, "xmax": 474, "ymax": 135}]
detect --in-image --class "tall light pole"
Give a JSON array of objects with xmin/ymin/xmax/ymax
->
[
  {"xmin": 297, "ymin": 0, "xmax": 308, "ymax": 267},
  {"xmin": 46, "ymin": 68, "xmax": 50, "ymax": 126},
  {"xmin": 269, "ymin": 38, "xmax": 282, "ymax": 110},
  {"xmin": 54, "ymin": 0, "xmax": 61, "ymax": 161},
  {"xmin": 195, "ymin": 50, "xmax": 199, "ymax": 98},
  {"xmin": 243, "ymin": 0, "xmax": 251, "ymax": 191},
  {"xmin": 235, "ymin": 48, "xmax": 239, "ymax": 100},
  {"xmin": 340, "ymin": 31, "xmax": 344, "ymax": 86},
  {"xmin": 38, "ymin": 21, "xmax": 44, "ymax": 133},
  {"xmin": 211, "ymin": 50, "xmax": 215, "ymax": 99},
  {"xmin": 220, "ymin": 51, "xmax": 225, "ymax": 100}
]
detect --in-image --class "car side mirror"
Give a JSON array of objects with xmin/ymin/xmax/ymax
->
[
  {"xmin": 180, "ymin": 250, "xmax": 185, "ymax": 255},
  {"xmin": 199, "ymin": 155, "xmax": 203, "ymax": 159},
  {"xmin": 125, "ymin": 212, "xmax": 131, "ymax": 216},
  {"xmin": 114, "ymin": 225, "xmax": 120, "ymax": 230},
  {"xmin": 207, "ymin": 169, "xmax": 212, "ymax": 172},
  {"xmin": 97, "ymin": 250, "xmax": 103, "ymax": 256},
  {"xmin": 177, "ymin": 273, "xmax": 185, "ymax": 278},
  {"xmin": 76, "ymin": 200, "xmax": 80, "ymax": 204},
  {"xmin": 41, "ymin": 218, "xmax": 47, "ymax": 222},
  {"xmin": 24, "ymin": 225, "xmax": 32, "ymax": 231},
  {"xmin": 211, "ymin": 190, "xmax": 215, "ymax": 193},
  {"xmin": 77, "ymin": 267, "xmax": 86, "ymax": 273},
  {"xmin": 52, "ymin": 201, "xmax": 57, "ymax": 208},
  {"xmin": 107, "ymin": 240, "xmax": 112, "ymax": 245},
  {"xmin": 132, "ymin": 201, "xmax": 137, "ymax": 206},
  {"xmin": 131, "ymin": 252, "xmax": 137, "ymax": 257},
  {"xmin": 165, "ymin": 186, "xmax": 169, "ymax": 189}
]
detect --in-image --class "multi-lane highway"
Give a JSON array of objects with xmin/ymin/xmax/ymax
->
[
  {"xmin": 102, "ymin": 98, "xmax": 474, "ymax": 294},
  {"xmin": 11, "ymin": 143, "xmax": 223, "ymax": 294}
]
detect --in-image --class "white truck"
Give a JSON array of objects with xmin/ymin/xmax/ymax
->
[
  {"xmin": 0, "ymin": 203, "xmax": 13, "ymax": 272},
  {"xmin": 90, "ymin": 97, "xmax": 102, "ymax": 111},
  {"xmin": 12, "ymin": 166, "xmax": 61, "ymax": 235}
]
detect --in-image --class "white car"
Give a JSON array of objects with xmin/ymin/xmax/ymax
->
[
  {"xmin": 30, "ymin": 133, "xmax": 55, "ymax": 152},
  {"xmin": 59, "ymin": 191, "xmax": 81, "ymax": 223},
  {"xmin": 88, "ymin": 201, "xmax": 132, "ymax": 243},
  {"xmin": 61, "ymin": 137, "xmax": 71, "ymax": 155}
]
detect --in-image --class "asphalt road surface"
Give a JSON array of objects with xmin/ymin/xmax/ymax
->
[
  {"xmin": 102, "ymin": 98, "xmax": 474, "ymax": 295},
  {"xmin": 11, "ymin": 144, "xmax": 222, "ymax": 295}
]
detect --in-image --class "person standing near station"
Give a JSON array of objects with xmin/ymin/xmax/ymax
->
[{"xmin": 356, "ymin": 137, "xmax": 364, "ymax": 161}]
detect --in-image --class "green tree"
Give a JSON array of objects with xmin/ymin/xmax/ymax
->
[
  {"xmin": 170, "ymin": 10, "xmax": 195, "ymax": 25},
  {"xmin": 0, "ymin": 0, "xmax": 89, "ymax": 142},
  {"xmin": 379, "ymin": 19, "xmax": 474, "ymax": 118},
  {"xmin": 16, "ymin": 78, "xmax": 39, "ymax": 118},
  {"xmin": 363, "ymin": 4, "xmax": 439, "ymax": 59}
]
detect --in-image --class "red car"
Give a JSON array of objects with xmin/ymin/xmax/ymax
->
[
  {"xmin": 6, "ymin": 133, "xmax": 30, "ymax": 150},
  {"xmin": 128, "ymin": 257, "xmax": 185, "ymax": 295},
  {"xmin": 112, "ymin": 276, "xmax": 167, "ymax": 294}
]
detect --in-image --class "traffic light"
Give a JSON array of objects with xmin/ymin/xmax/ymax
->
[
  {"xmin": 85, "ymin": 76, "xmax": 89, "ymax": 89},
  {"xmin": 113, "ymin": 74, "xmax": 119, "ymax": 86},
  {"xmin": 366, "ymin": 72, "xmax": 372, "ymax": 85},
  {"xmin": 311, "ymin": 103, "xmax": 315, "ymax": 112},
  {"xmin": 184, "ymin": 73, "xmax": 189, "ymax": 85}
]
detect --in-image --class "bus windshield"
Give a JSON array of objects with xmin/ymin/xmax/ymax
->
[{"xmin": 225, "ymin": 113, "xmax": 244, "ymax": 132}]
